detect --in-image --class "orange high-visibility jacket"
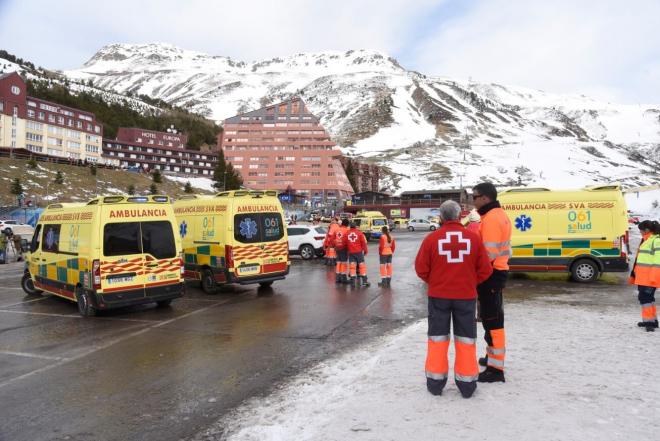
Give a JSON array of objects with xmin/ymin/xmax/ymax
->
[
  {"xmin": 631, "ymin": 234, "xmax": 660, "ymax": 288},
  {"xmin": 479, "ymin": 205, "xmax": 512, "ymax": 271},
  {"xmin": 324, "ymin": 223, "xmax": 340, "ymax": 248},
  {"xmin": 379, "ymin": 235, "xmax": 396, "ymax": 256}
]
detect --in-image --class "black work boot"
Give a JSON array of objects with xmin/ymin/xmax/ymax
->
[
  {"xmin": 478, "ymin": 356, "xmax": 488, "ymax": 367},
  {"xmin": 638, "ymin": 320, "xmax": 659, "ymax": 328},
  {"xmin": 456, "ymin": 381, "xmax": 477, "ymax": 399},
  {"xmin": 350, "ymin": 277, "xmax": 357, "ymax": 287},
  {"xmin": 426, "ymin": 378, "xmax": 447, "ymax": 396},
  {"xmin": 361, "ymin": 276, "xmax": 371, "ymax": 287},
  {"xmin": 335, "ymin": 274, "xmax": 342, "ymax": 284},
  {"xmin": 646, "ymin": 325, "xmax": 656, "ymax": 332},
  {"xmin": 478, "ymin": 367, "xmax": 505, "ymax": 383},
  {"xmin": 342, "ymin": 274, "xmax": 351, "ymax": 284}
]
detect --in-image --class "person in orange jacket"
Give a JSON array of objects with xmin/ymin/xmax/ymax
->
[
  {"xmin": 415, "ymin": 200, "xmax": 493, "ymax": 398},
  {"xmin": 378, "ymin": 226, "xmax": 396, "ymax": 287},
  {"xmin": 324, "ymin": 218, "xmax": 340, "ymax": 266},
  {"xmin": 472, "ymin": 182, "xmax": 511, "ymax": 383},
  {"xmin": 333, "ymin": 219, "xmax": 350, "ymax": 284},
  {"xmin": 629, "ymin": 220, "xmax": 660, "ymax": 331},
  {"xmin": 344, "ymin": 221, "xmax": 370, "ymax": 287}
]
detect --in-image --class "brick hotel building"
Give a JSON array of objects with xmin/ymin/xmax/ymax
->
[
  {"xmin": 0, "ymin": 72, "xmax": 103, "ymax": 162},
  {"xmin": 102, "ymin": 127, "xmax": 219, "ymax": 175},
  {"xmin": 219, "ymin": 98, "xmax": 354, "ymax": 202}
]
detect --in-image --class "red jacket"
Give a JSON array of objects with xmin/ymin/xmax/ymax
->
[
  {"xmin": 344, "ymin": 228, "xmax": 368, "ymax": 254},
  {"xmin": 333, "ymin": 225, "xmax": 349, "ymax": 250},
  {"xmin": 415, "ymin": 221, "xmax": 493, "ymax": 299},
  {"xmin": 379, "ymin": 235, "xmax": 396, "ymax": 255}
]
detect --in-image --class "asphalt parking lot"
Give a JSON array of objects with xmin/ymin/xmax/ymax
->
[{"xmin": 0, "ymin": 229, "xmax": 639, "ymax": 441}]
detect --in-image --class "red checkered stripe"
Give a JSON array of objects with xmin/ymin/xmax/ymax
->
[
  {"xmin": 101, "ymin": 257, "xmax": 144, "ymax": 275},
  {"xmin": 233, "ymin": 242, "xmax": 288, "ymax": 260},
  {"xmin": 145, "ymin": 258, "xmax": 181, "ymax": 275}
]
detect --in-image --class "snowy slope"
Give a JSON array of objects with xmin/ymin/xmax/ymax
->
[{"xmin": 54, "ymin": 43, "xmax": 660, "ymax": 191}]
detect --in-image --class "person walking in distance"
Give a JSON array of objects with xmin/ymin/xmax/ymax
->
[
  {"xmin": 472, "ymin": 182, "xmax": 512, "ymax": 383},
  {"xmin": 629, "ymin": 220, "xmax": 660, "ymax": 331},
  {"xmin": 324, "ymin": 218, "xmax": 340, "ymax": 266},
  {"xmin": 333, "ymin": 219, "xmax": 350, "ymax": 284},
  {"xmin": 415, "ymin": 200, "xmax": 493, "ymax": 398},
  {"xmin": 344, "ymin": 221, "xmax": 370, "ymax": 287},
  {"xmin": 378, "ymin": 226, "xmax": 396, "ymax": 287}
]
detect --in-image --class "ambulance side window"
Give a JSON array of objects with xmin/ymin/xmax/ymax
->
[
  {"xmin": 104, "ymin": 222, "xmax": 141, "ymax": 256},
  {"xmin": 141, "ymin": 221, "xmax": 176, "ymax": 259},
  {"xmin": 42, "ymin": 224, "xmax": 61, "ymax": 253},
  {"xmin": 30, "ymin": 225, "xmax": 42, "ymax": 252}
]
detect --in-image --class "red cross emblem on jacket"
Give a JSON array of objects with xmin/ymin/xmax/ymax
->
[{"xmin": 438, "ymin": 231, "xmax": 471, "ymax": 263}]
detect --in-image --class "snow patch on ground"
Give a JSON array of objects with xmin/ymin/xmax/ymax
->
[
  {"xmin": 204, "ymin": 300, "xmax": 660, "ymax": 441},
  {"xmin": 625, "ymin": 187, "xmax": 660, "ymax": 219},
  {"xmin": 166, "ymin": 175, "xmax": 216, "ymax": 192}
]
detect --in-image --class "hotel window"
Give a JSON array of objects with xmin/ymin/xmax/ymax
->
[
  {"xmin": 27, "ymin": 109, "xmax": 35, "ymax": 118},
  {"xmin": 68, "ymin": 119, "xmax": 73, "ymax": 127},
  {"xmin": 26, "ymin": 133, "xmax": 43, "ymax": 142},
  {"xmin": 77, "ymin": 121, "xmax": 83, "ymax": 129},
  {"xmin": 86, "ymin": 145, "xmax": 99, "ymax": 153},
  {"xmin": 27, "ymin": 121, "xmax": 42, "ymax": 131},
  {"xmin": 67, "ymin": 141, "xmax": 81, "ymax": 149},
  {"xmin": 86, "ymin": 123, "xmax": 92, "ymax": 131},
  {"xmin": 38, "ymin": 112, "xmax": 44, "ymax": 120},
  {"xmin": 57, "ymin": 116, "xmax": 64, "ymax": 124},
  {"xmin": 94, "ymin": 126, "xmax": 100, "ymax": 134},
  {"xmin": 11, "ymin": 85, "xmax": 20, "ymax": 95},
  {"xmin": 0, "ymin": 101, "xmax": 4, "ymax": 112},
  {"xmin": 233, "ymin": 165, "xmax": 243, "ymax": 169},
  {"xmin": 26, "ymin": 144, "xmax": 43, "ymax": 153},
  {"xmin": 48, "ymin": 114, "xmax": 55, "ymax": 123},
  {"xmin": 67, "ymin": 130, "xmax": 80, "ymax": 139},
  {"xmin": 47, "ymin": 148, "xmax": 62, "ymax": 156}
]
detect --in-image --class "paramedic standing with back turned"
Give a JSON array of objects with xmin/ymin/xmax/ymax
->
[{"xmin": 472, "ymin": 182, "xmax": 512, "ymax": 383}]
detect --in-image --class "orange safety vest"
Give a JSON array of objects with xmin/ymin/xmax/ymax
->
[
  {"xmin": 480, "ymin": 207, "xmax": 512, "ymax": 271},
  {"xmin": 379, "ymin": 235, "xmax": 395, "ymax": 256}
]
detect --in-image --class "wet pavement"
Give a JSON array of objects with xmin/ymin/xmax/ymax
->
[{"xmin": 0, "ymin": 230, "xmax": 638, "ymax": 441}]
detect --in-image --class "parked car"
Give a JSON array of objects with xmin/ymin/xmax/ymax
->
[
  {"xmin": 407, "ymin": 218, "xmax": 439, "ymax": 231},
  {"xmin": 0, "ymin": 220, "xmax": 34, "ymax": 237},
  {"xmin": 287, "ymin": 225, "xmax": 327, "ymax": 260}
]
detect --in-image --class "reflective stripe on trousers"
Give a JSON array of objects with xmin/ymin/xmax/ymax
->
[{"xmin": 486, "ymin": 328, "xmax": 506, "ymax": 371}]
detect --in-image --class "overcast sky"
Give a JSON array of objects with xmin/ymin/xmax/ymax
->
[{"xmin": 1, "ymin": 0, "xmax": 658, "ymax": 104}]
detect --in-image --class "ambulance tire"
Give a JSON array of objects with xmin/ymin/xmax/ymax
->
[
  {"xmin": 201, "ymin": 269, "xmax": 217, "ymax": 294},
  {"xmin": 75, "ymin": 287, "xmax": 97, "ymax": 317},
  {"xmin": 156, "ymin": 299, "xmax": 172, "ymax": 307},
  {"xmin": 299, "ymin": 244, "xmax": 314, "ymax": 260},
  {"xmin": 21, "ymin": 273, "xmax": 42, "ymax": 296},
  {"xmin": 570, "ymin": 259, "xmax": 599, "ymax": 283}
]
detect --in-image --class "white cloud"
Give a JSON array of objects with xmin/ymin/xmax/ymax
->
[
  {"xmin": 412, "ymin": 0, "xmax": 660, "ymax": 104},
  {"xmin": 0, "ymin": 0, "xmax": 441, "ymax": 66}
]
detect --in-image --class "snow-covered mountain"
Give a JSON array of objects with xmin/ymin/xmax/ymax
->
[{"xmin": 59, "ymin": 42, "xmax": 660, "ymax": 191}]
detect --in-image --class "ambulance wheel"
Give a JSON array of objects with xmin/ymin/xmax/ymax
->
[
  {"xmin": 21, "ymin": 273, "xmax": 42, "ymax": 296},
  {"xmin": 75, "ymin": 287, "xmax": 96, "ymax": 317},
  {"xmin": 570, "ymin": 259, "xmax": 599, "ymax": 283},
  {"xmin": 299, "ymin": 244, "xmax": 314, "ymax": 260},
  {"xmin": 156, "ymin": 299, "xmax": 172, "ymax": 307},
  {"xmin": 201, "ymin": 269, "xmax": 217, "ymax": 294}
]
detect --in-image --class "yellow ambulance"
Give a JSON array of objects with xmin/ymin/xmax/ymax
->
[
  {"xmin": 173, "ymin": 190, "xmax": 289, "ymax": 293},
  {"xmin": 499, "ymin": 184, "xmax": 629, "ymax": 282},
  {"xmin": 21, "ymin": 195, "xmax": 184, "ymax": 316},
  {"xmin": 352, "ymin": 210, "xmax": 388, "ymax": 240}
]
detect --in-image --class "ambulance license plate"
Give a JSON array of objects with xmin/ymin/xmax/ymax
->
[
  {"xmin": 106, "ymin": 274, "xmax": 135, "ymax": 284},
  {"xmin": 238, "ymin": 265, "xmax": 260, "ymax": 275}
]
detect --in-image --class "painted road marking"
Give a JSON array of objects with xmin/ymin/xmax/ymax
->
[
  {"xmin": 0, "ymin": 350, "xmax": 68, "ymax": 362},
  {"xmin": 0, "ymin": 296, "xmax": 51, "ymax": 309},
  {"xmin": 0, "ymin": 298, "xmax": 234, "ymax": 389}
]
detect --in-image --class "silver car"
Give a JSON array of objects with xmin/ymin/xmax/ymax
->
[{"xmin": 406, "ymin": 218, "xmax": 439, "ymax": 231}]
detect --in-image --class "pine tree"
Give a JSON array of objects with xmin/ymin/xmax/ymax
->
[
  {"xmin": 54, "ymin": 171, "xmax": 64, "ymax": 185},
  {"xmin": 149, "ymin": 184, "xmax": 158, "ymax": 195},
  {"xmin": 212, "ymin": 149, "xmax": 243, "ymax": 191},
  {"xmin": 27, "ymin": 157, "xmax": 37, "ymax": 169},
  {"xmin": 184, "ymin": 181, "xmax": 194, "ymax": 193},
  {"xmin": 152, "ymin": 168, "xmax": 162, "ymax": 183},
  {"xmin": 10, "ymin": 178, "xmax": 23, "ymax": 195},
  {"xmin": 127, "ymin": 184, "xmax": 136, "ymax": 195}
]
